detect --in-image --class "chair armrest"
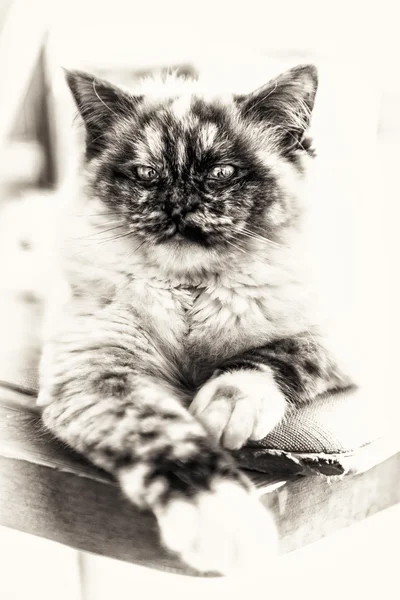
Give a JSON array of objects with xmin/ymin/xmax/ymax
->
[{"xmin": 1, "ymin": 390, "xmax": 400, "ymax": 576}]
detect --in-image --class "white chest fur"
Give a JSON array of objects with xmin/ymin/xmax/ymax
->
[
  {"xmin": 62, "ymin": 202, "xmax": 312, "ymax": 386},
  {"xmin": 126, "ymin": 261, "xmax": 310, "ymax": 386}
]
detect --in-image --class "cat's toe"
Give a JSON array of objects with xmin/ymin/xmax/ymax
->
[
  {"xmin": 189, "ymin": 370, "xmax": 286, "ymax": 449},
  {"xmin": 154, "ymin": 479, "xmax": 277, "ymax": 575}
]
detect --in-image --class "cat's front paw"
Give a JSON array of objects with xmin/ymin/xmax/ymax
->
[
  {"xmin": 155, "ymin": 479, "xmax": 277, "ymax": 575},
  {"xmin": 189, "ymin": 369, "xmax": 286, "ymax": 449}
]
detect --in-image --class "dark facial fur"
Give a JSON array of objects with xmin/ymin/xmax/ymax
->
[{"xmin": 67, "ymin": 66, "xmax": 318, "ymax": 250}]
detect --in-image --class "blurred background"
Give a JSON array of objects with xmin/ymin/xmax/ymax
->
[{"xmin": 0, "ymin": 0, "xmax": 399, "ymax": 598}]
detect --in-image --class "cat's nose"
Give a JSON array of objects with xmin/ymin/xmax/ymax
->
[
  {"xmin": 163, "ymin": 199, "xmax": 199, "ymax": 219},
  {"xmin": 170, "ymin": 206, "xmax": 183, "ymax": 220},
  {"xmin": 162, "ymin": 202, "xmax": 183, "ymax": 219}
]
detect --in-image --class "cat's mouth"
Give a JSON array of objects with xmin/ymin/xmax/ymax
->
[{"xmin": 163, "ymin": 222, "xmax": 209, "ymax": 246}]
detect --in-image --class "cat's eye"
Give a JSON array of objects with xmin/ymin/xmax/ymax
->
[
  {"xmin": 207, "ymin": 165, "xmax": 236, "ymax": 181},
  {"xmin": 136, "ymin": 166, "xmax": 159, "ymax": 181}
]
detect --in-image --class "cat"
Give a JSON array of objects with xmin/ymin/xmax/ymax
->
[{"xmin": 37, "ymin": 64, "xmax": 352, "ymax": 575}]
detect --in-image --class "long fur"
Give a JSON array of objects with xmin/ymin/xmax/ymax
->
[{"xmin": 38, "ymin": 65, "xmax": 353, "ymax": 575}]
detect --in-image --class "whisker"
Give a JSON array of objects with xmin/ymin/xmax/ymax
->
[
  {"xmin": 81, "ymin": 231, "xmax": 135, "ymax": 246},
  {"xmin": 64, "ymin": 231, "xmax": 136, "ymax": 255},
  {"xmin": 231, "ymin": 225, "xmax": 282, "ymax": 249},
  {"xmin": 68, "ymin": 224, "xmax": 126, "ymax": 241},
  {"xmin": 225, "ymin": 235, "xmax": 275, "ymax": 265},
  {"xmin": 119, "ymin": 239, "xmax": 146, "ymax": 268},
  {"xmin": 241, "ymin": 233, "xmax": 281, "ymax": 249},
  {"xmin": 241, "ymin": 226, "xmax": 282, "ymax": 246},
  {"xmin": 67, "ymin": 212, "xmax": 122, "ymax": 218},
  {"xmin": 224, "ymin": 238, "xmax": 259, "ymax": 260}
]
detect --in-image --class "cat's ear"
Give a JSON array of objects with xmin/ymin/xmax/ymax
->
[
  {"xmin": 65, "ymin": 70, "xmax": 142, "ymax": 155},
  {"xmin": 235, "ymin": 64, "xmax": 318, "ymax": 155}
]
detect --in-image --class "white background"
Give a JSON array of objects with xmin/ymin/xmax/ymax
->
[{"xmin": 1, "ymin": 0, "xmax": 399, "ymax": 597}]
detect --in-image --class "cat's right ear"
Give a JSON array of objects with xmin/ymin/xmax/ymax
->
[
  {"xmin": 235, "ymin": 65, "xmax": 318, "ymax": 156},
  {"xmin": 65, "ymin": 70, "xmax": 142, "ymax": 155}
]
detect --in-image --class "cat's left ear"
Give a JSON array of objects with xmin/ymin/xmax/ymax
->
[
  {"xmin": 235, "ymin": 64, "xmax": 318, "ymax": 155},
  {"xmin": 65, "ymin": 70, "xmax": 143, "ymax": 156}
]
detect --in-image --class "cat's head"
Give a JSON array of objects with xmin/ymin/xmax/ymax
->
[{"xmin": 67, "ymin": 65, "xmax": 318, "ymax": 272}]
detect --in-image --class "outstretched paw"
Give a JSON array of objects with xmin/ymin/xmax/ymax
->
[
  {"xmin": 189, "ymin": 369, "xmax": 286, "ymax": 450},
  {"xmin": 155, "ymin": 479, "xmax": 277, "ymax": 575}
]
